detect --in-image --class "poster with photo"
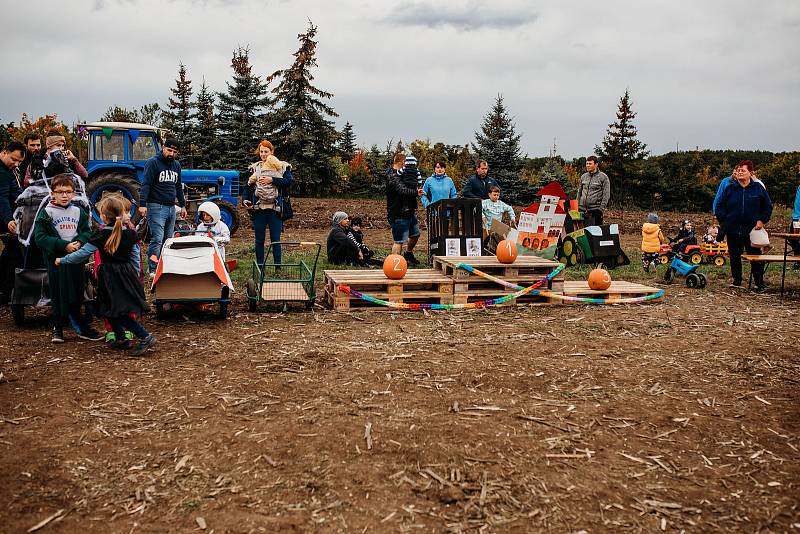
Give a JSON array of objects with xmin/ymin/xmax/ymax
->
[
  {"xmin": 466, "ymin": 238, "xmax": 481, "ymax": 257},
  {"xmin": 445, "ymin": 238, "xmax": 461, "ymax": 256}
]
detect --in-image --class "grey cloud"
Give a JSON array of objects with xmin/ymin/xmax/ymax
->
[{"xmin": 383, "ymin": 1, "xmax": 538, "ymax": 30}]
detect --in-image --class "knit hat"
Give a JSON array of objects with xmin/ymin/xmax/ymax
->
[
  {"xmin": 46, "ymin": 134, "xmax": 65, "ymax": 149},
  {"xmin": 646, "ymin": 213, "xmax": 659, "ymax": 224},
  {"xmin": 404, "ymin": 153, "xmax": 418, "ymax": 168},
  {"xmin": 332, "ymin": 211, "xmax": 348, "ymax": 225}
]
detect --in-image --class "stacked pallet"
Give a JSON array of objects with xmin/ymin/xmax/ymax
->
[
  {"xmin": 562, "ymin": 281, "xmax": 662, "ymax": 300},
  {"xmin": 324, "ymin": 269, "xmax": 454, "ymax": 310},
  {"xmin": 431, "ymin": 255, "xmax": 565, "ymax": 305}
]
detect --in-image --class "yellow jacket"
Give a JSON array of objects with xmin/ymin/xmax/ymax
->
[{"xmin": 641, "ymin": 223, "xmax": 665, "ymax": 253}]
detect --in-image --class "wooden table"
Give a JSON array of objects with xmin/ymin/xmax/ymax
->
[{"xmin": 772, "ymin": 232, "xmax": 800, "ymax": 297}]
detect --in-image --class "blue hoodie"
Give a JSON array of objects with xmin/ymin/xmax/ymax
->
[
  {"xmin": 714, "ymin": 178, "xmax": 773, "ymax": 236},
  {"xmin": 421, "ymin": 173, "xmax": 457, "ymax": 208},
  {"xmin": 140, "ymin": 152, "xmax": 185, "ymax": 207}
]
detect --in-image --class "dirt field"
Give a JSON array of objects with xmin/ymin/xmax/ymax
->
[{"xmin": 1, "ymin": 198, "xmax": 799, "ymax": 533}]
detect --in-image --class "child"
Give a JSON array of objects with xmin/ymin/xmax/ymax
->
[
  {"xmin": 670, "ymin": 219, "xmax": 697, "ymax": 254},
  {"xmin": 59, "ymin": 196, "xmax": 154, "ymax": 355},
  {"xmin": 347, "ymin": 217, "xmax": 381, "ymax": 267},
  {"xmin": 641, "ymin": 212, "xmax": 666, "ymax": 272},
  {"xmin": 704, "ymin": 224, "xmax": 719, "ymax": 244},
  {"xmin": 481, "ymin": 186, "xmax": 516, "ymax": 231},
  {"xmin": 196, "ymin": 201, "xmax": 231, "ymax": 261},
  {"xmin": 247, "ymin": 154, "xmax": 288, "ymax": 210},
  {"xmin": 34, "ymin": 173, "xmax": 102, "ymax": 343}
]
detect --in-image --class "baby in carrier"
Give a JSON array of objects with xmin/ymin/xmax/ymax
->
[{"xmin": 249, "ymin": 155, "xmax": 288, "ymax": 210}]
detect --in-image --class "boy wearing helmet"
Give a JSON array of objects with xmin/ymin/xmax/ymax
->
[{"xmin": 196, "ymin": 201, "xmax": 231, "ymax": 261}]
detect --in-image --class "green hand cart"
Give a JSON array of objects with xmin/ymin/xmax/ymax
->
[{"xmin": 245, "ymin": 241, "xmax": 322, "ymax": 311}]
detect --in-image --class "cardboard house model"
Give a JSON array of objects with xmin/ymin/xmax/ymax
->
[{"xmin": 515, "ymin": 181, "xmax": 568, "ymax": 257}]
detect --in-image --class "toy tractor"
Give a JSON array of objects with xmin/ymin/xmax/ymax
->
[
  {"xmin": 663, "ymin": 252, "xmax": 708, "ymax": 288},
  {"xmin": 557, "ymin": 208, "xmax": 629, "ymax": 268},
  {"xmin": 78, "ymin": 122, "xmax": 240, "ymax": 234}
]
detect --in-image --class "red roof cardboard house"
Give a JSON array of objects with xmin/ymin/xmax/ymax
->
[
  {"xmin": 514, "ymin": 181, "xmax": 568, "ymax": 259},
  {"xmin": 151, "ymin": 235, "xmax": 233, "ymax": 301}
]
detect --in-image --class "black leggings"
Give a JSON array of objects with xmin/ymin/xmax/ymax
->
[{"xmin": 727, "ymin": 232, "xmax": 763, "ymax": 286}]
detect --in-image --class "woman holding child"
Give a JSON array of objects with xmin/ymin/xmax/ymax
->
[{"xmin": 243, "ymin": 140, "xmax": 293, "ymax": 265}]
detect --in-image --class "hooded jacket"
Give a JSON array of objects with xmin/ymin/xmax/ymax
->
[
  {"xmin": 140, "ymin": 152, "xmax": 185, "ymax": 207},
  {"xmin": 641, "ymin": 222, "xmax": 665, "ymax": 253},
  {"xmin": 421, "ymin": 173, "xmax": 457, "ymax": 208},
  {"xmin": 327, "ymin": 223, "xmax": 360, "ymax": 264},
  {"xmin": 793, "ymin": 184, "xmax": 800, "ymax": 222},
  {"xmin": 386, "ymin": 165, "xmax": 420, "ymax": 220},
  {"xmin": 714, "ymin": 179, "xmax": 773, "ymax": 236},
  {"xmin": 196, "ymin": 201, "xmax": 231, "ymax": 248}
]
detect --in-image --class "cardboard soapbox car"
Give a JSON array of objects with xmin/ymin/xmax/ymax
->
[{"xmin": 150, "ymin": 234, "xmax": 233, "ymax": 319}]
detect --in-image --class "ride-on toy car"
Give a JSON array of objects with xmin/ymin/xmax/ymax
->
[
  {"xmin": 78, "ymin": 122, "xmax": 240, "ymax": 233},
  {"xmin": 663, "ymin": 252, "xmax": 708, "ymax": 288},
  {"xmin": 557, "ymin": 207, "xmax": 630, "ymax": 268},
  {"xmin": 151, "ymin": 234, "xmax": 234, "ymax": 319}
]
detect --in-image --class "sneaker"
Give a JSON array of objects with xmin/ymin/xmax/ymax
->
[
  {"xmin": 77, "ymin": 327, "xmax": 104, "ymax": 341},
  {"xmin": 728, "ymin": 281, "xmax": 744, "ymax": 289},
  {"xmin": 110, "ymin": 339, "xmax": 133, "ymax": 350},
  {"xmin": 403, "ymin": 251, "xmax": 420, "ymax": 266},
  {"xmin": 129, "ymin": 335, "xmax": 156, "ymax": 357},
  {"xmin": 124, "ymin": 330, "xmax": 135, "ymax": 341},
  {"xmin": 105, "ymin": 331, "xmax": 117, "ymax": 343},
  {"xmin": 51, "ymin": 327, "xmax": 64, "ymax": 344}
]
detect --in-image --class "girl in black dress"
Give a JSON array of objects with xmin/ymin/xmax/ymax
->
[{"xmin": 60, "ymin": 196, "xmax": 155, "ymax": 355}]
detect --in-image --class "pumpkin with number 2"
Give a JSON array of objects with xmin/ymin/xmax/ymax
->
[
  {"xmin": 496, "ymin": 240, "xmax": 518, "ymax": 264},
  {"xmin": 383, "ymin": 254, "xmax": 408, "ymax": 279}
]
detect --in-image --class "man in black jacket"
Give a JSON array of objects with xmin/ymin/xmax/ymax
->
[
  {"xmin": 327, "ymin": 211, "xmax": 361, "ymax": 265},
  {"xmin": 0, "ymin": 141, "xmax": 25, "ymax": 304},
  {"xmin": 461, "ymin": 160, "xmax": 498, "ymax": 200},
  {"xmin": 387, "ymin": 154, "xmax": 423, "ymax": 264},
  {"xmin": 18, "ymin": 133, "xmax": 41, "ymax": 182}
]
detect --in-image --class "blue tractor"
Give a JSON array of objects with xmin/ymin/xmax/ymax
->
[{"xmin": 78, "ymin": 122, "xmax": 240, "ymax": 234}]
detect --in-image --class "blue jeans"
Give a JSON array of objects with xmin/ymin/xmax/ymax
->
[
  {"xmin": 147, "ymin": 203, "xmax": 176, "ymax": 272},
  {"xmin": 252, "ymin": 209, "xmax": 283, "ymax": 265}
]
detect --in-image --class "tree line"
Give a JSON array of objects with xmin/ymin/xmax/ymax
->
[{"xmin": 2, "ymin": 22, "xmax": 797, "ymax": 210}]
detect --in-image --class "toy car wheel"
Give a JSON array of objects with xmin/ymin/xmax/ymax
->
[
  {"xmin": 698, "ymin": 273, "xmax": 708, "ymax": 288},
  {"xmin": 11, "ymin": 304, "xmax": 25, "ymax": 326},
  {"xmin": 689, "ymin": 253, "xmax": 703, "ymax": 265},
  {"xmin": 714, "ymin": 255, "xmax": 726, "ymax": 267},
  {"xmin": 686, "ymin": 273, "xmax": 700, "ymax": 288},
  {"xmin": 155, "ymin": 302, "xmax": 165, "ymax": 320},
  {"xmin": 218, "ymin": 301, "xmax": 229, "ymax": 319},
  {"xmin": 659, "ymin": 255, "xmax": 669, "ymax": 265},
  {"xmin": 664, "ymin": 268, "xmax": 675, "ymax": 284}
]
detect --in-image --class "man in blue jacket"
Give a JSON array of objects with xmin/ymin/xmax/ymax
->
[
  {"xmin": 138, "ymin": 137, "xmax": 186, "ymax": 274},
  {"xmin": 461, "ymin": 160, "xmax": 498, "ymax": 200},
  {"xmin": 714, "ymin": 160, "xmax": 773, "ymax": 290}
]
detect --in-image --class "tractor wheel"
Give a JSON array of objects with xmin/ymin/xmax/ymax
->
[
  {"xmin": 713, "ymin": 255, "xmax": 726, "ymax": 267},
  {"xmin": 698, "ymin": 273, "xmax": 708, "ymax": 288},
  {"xmin": 664, "ymin": 268, "xmax": 675, "ymax": 284},
  {"xmin": 689, "ymin": 252, "xmax": 703, "ymax": 265},
  {"xmin": 686, "ymin": 273, "xmax": 700, "ymax": 288},
  {"xmin": 559, "ymin": 238, "xmax": 576, "ymax": 266},
  {"xmin": 659, "ymin": 254, "xmax": 669, "ymax": 265},
  {"xmin": 213, "ymin": 200, "xmax": 240, "ymax": 235},
  {"xmin": 11, "ymin": 304, "xmax": 25, "ymax": 326},
  {"xmin": 86, "ymin": 172, "xmax": 140, "ymax": 225}
]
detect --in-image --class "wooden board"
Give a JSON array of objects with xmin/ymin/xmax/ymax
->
[
  {"xmin": 432, "ymin": 255, "xmax": 562, "ymax": 281},
  {"xmin": 562, "ymin": 281, "xmax": 663, "ymax": 301},
  {"xmin": 742, "ymin": 254, "xmax": 800, "ymax": 263},
  {"xmin": 324, "ymin": 268, "xmax": 455, "ymax": 310},
  {"xmin": 261, "ymin": 281, "xmax": 309, "ymax": 301}
]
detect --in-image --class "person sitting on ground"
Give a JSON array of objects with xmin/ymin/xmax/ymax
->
[
  {"xmin": 481, "ymin": 185, "xmax": 516, "ymax": 232},
  {"xmin": 641, "ymin": 212, "xmax": 666, "ymax": 272},
  {"xmin": 34, "ymin": 173, "xmax": 103, "ymax": 343},
  {"xmin": 327, "ymin": 211, "xmax": 362, "ymax": 265},
  {"xmin": 670, "ymin": 220, "xmax": 697, "ymax": 254},
  {"xmin": 196, "ymin": 201, "xmax": 231, "ymax": 262},
  {"xmin": 347, "ymin": 217, "xmax": 381, "ymax": 266},
  {"xmin": 704, "ymin": 224, "xmax": 719, "ymax": 244}
]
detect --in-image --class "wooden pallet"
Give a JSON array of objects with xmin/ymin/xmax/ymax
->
[
  {"xmin": 432, "ymin": 255, "xmax": 562, "ymax": 281},
  {"xmin": 324, "ymin": 269, "xmax": 454, "ymax": 310},
  {"xmin": 562, "ymin": 281, "xmax": 663, "ymax": 301}
]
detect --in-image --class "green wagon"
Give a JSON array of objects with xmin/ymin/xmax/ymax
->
[{"xmin": 245, "ymin": 241, "xmax": 322, "ymax": 312}]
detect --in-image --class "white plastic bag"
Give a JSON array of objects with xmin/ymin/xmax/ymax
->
[{"xmin": 749, "ymin": 227, "xmax": 770, "ymax": 247}]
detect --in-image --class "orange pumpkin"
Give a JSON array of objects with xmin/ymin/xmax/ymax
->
[
  {"xmin": 496, "ymin": 239, "xmax": 518, "ymax": 264},
  {"xmin": 588, "ymin": 268, "xmax": 612, "ymax": 290},
  {"xmin": 383, "ymin": 254, "xmax": 408, "ymax": 279}
]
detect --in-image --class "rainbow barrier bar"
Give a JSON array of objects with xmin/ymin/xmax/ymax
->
[{"xmin": 337, "ymin": 262, "xmax": 664, "ymax": 310}]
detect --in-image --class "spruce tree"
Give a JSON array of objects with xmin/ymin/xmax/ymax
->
[
  {"xmin": 162, "ymin": 63, "xmax": 195, "ymax": 164},
  {"xmin": 338, "ymin": 121, "xmax": 356, "ymax": 162},
  {"xmin": 216, "ymin": 47, "xmax": 271, "ymax": 174},
  {"xmin": 595, "ymin": 89, "xmax": 649, "ymax": 206},
  {"xmin": 266, "ymin": 22, "xmax": 341, "ymax": 196},
  {"xmin": 471, "ymin": 95, "xmax": 533, "ymax": 204},
  {"xmin": 193, "ymin": 78, "xmax": 217, "ymax": 169}
]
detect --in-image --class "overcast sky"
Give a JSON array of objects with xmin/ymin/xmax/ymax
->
[{"xmin": 2, "ymin": 0, "xmax": 798, "ymax": 158}]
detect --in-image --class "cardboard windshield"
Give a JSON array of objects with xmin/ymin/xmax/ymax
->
[{"xmin": 151, "ymin": 235, "xmax": 233, "ymax": 295}]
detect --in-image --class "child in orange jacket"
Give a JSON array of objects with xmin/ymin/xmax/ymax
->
[{"xmin": 641, "ymin": 212, "xmax": 666, "ymax": 272}]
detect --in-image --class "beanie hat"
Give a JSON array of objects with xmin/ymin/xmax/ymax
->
[
  {"xmin": 646, "ymin": 213, "xmax": 659, "ymax": 224},
  {"xmin": 163, "ymin": 137, "xmax": 180, "ymax": 150},
  {"xmin": 332, "ymin": 211, "xmax": 348, "ymax": 225},
  {"xmin": 46, "ymin": 134, "xmax": 66, "ymax": 149},
  {"xmin": 404, "ymin": 153, "xmax": 418, "ymax": 168}
]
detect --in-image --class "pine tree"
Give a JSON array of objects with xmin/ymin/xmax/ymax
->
[
  {"xmin": 216, "ymin": 47, "xmax": 271, "ymax": 174},
  {"xmin": 595, "ymin": 89, "xmax": 649, "ymax": 206},
  {"xmin": 193, "ymin": 78, "xmax": 217, "ymax": 169},
  {"xmin": 266, "ymin": 22, "xmax": 341, "ymax": 197},
  {"xmin": 338, "ymin": 121, "xmax": 356, "ymax": 162},
  {"xmin": 471, "ymin": 95, "xmax": 533, "ymax": 204},
  {"xmin": 162, "ymin": 63, "xmax": 195, "ymax": 164}
]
